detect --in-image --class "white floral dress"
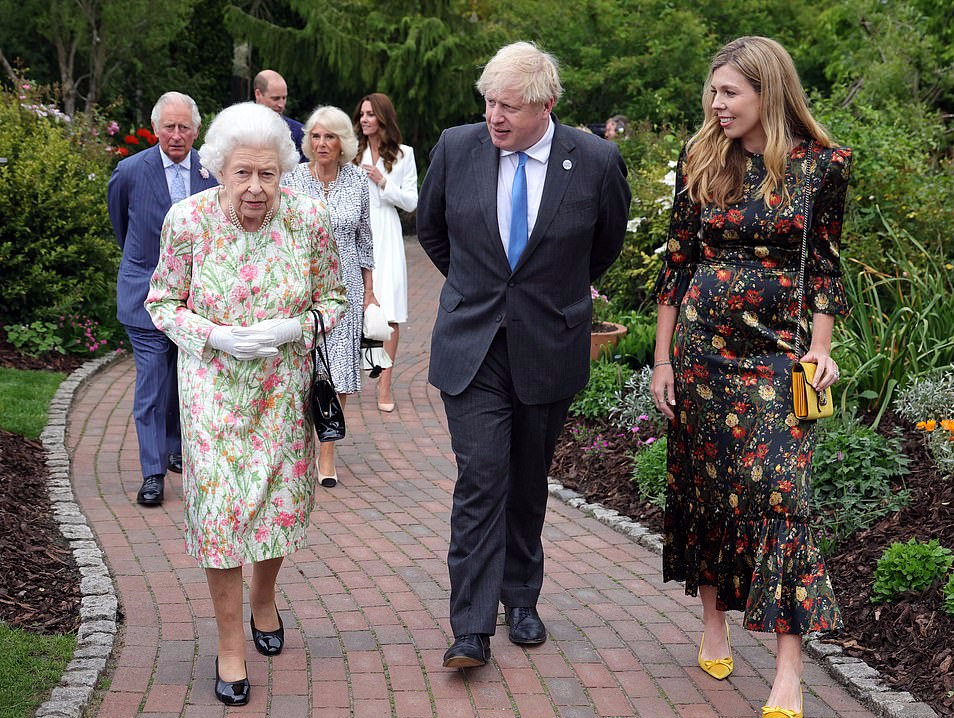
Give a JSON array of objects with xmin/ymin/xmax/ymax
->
[{"xmin": 146, "ymin": 187, "xmax": 347, "ymax": 568}]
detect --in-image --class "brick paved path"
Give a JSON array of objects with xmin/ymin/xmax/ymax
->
[{"xmin": 66, "ymin": 239, "xmax": 875, "ymax": 717}]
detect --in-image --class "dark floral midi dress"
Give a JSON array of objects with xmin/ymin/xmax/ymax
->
[{"xmin": 652, "ymin": 139, "xmax": 853, "ymax": 634}]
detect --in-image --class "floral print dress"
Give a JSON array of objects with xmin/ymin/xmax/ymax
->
[
  {"xmin": 146, "ymin": 187, "xmax": 347, "ymax": 568},
  {"xmin": 652, "ymin": 140, "xmax": 853, "ymax": 634}
]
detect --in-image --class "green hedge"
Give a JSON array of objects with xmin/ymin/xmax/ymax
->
[{"xmin": 0, "ymin": 89, "xmax": 120, "ymax": 339}]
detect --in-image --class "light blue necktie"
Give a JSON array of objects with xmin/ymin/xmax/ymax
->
[
  {"xmin": 170, "ymin": 163, "xmax": 187, "ymax": 203},
  {"xmin": 508, "ymin": 152, "xmax": 529, "ymax": 270}
]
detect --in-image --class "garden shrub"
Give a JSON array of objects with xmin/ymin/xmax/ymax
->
[
  {"xmin": 832, "ymin": 223, "xmax": 954, "ymax": 415},
  {"xmin": 0, "ymin": 84, "xmax": 122, "ymax": 347},
  {"xmin": 811, "ymin": 417, "xmax": 910, "ymax": 549},
  {"xmin": 570, "ymin": 361, "xmax": 634, "ymax": 421},
  {"xmin": 894, "ymin": 368, "xmax": 954, "ymax": 479},
  {"xmin": 604, "ymin": 310, "xmax": 657, "ymax": 370},
  {"xmin": 609, "ymin": 366, "xmax": 666, "ymax": 436},
  {"xmin": 871, "ymin": 538, "xmax": 953, "ymax": 604},
  {"xmin": 631, "ymin": 436, "xmax": 667, "ymax": 508}
]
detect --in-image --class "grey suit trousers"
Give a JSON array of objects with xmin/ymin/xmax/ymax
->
[{"xmin": 441, "ymin": 329, "xmax": 573, "ymax": 637}]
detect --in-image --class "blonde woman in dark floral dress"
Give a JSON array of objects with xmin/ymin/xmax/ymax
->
[{"xmin": 650, "ymin": 36, "xmax": 851, "ymax": 718}]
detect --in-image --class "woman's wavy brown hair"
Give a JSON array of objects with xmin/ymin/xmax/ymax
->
[
  {"xmin": 685, "ymin": 36, "xmax": 834, "ymax": 209},
  {"xmin": 352, "ymin": 93, "xmax": 404, "ymax": 173}
]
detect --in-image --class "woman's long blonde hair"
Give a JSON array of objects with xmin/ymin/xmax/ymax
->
[{"xmin": 685, "ymin": 36, "xmax": 834, "ymax": 209}]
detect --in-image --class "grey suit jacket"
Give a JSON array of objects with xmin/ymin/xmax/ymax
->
[
  {"xmin": 417, "ymin": 119, "xmax": 631, "ymax": 404},
  {"xmin": 108, "ymin": 145, "xmax": 218, "ymax": 329}
]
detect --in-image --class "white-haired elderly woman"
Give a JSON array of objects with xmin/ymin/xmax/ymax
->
[
  {"xmin": 283, "ymin": 105, "xmax": 374, "ymax": 488},
  {"xmin": 145, "ymin": 101, "xmax": 346, "ymax": 706}
]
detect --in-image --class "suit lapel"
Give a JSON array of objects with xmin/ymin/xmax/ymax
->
[
  {"xmin": 471, "ymin": 134, "xmax": 508, "ymax": 265},
  {"xmin": 144, "ymin": 146, "xmax": 172, "ymax": 207},
  {"xmin": 517, "ymin": 122, "xmax": 576, "ymax": 269}
]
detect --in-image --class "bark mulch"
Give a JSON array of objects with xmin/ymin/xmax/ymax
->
[
  {"xmin": 551, "ymin": 413, "xmax": 954, "ymax": 716},
  {"xmin": 0, "ymin": 339, "xmax": 85, "ymax": 634}
]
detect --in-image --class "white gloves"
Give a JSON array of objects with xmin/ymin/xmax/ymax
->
[
  {"xmin": 233, "ymin": 317, "xmax": 302, "ymax": 347},
  {"xmin": 207, "ymin": 326, "xmax": 278, "ymax": 360}
]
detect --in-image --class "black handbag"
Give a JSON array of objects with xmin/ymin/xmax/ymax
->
[{"xmin": 309, "ymin": 309, "xmax": 346, "ymax": 442}]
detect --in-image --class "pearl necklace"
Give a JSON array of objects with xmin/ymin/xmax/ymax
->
[{"xmin": 227, "ymin": 199, "xmax": 276, "ymax": 233}]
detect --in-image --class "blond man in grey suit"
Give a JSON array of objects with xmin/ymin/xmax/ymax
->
[{"xmin": 418, "ymin": 41, "xmax": 631, "ymax": 668}]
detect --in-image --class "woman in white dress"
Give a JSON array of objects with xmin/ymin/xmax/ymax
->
[
  {"xmin": 284, "ymin": 106, "xmax": 375, "ymax": 487},
  {"xmin": 353, "ymin": 93, "xmax": 418, "ymax": 412}
]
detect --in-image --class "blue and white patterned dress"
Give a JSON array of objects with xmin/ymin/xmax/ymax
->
[{"xmin": 284, "ymin": 162, "xmax": 373, "ymax": 393}]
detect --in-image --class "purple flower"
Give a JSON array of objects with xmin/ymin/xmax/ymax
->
[{"xmin": 106, "ymin": 121, "xmax": 120, "ymax": 136}]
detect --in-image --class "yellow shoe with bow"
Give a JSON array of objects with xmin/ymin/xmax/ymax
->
[
  {"xmin": 697, "ymin": 621, "xmax": 733, "ymax": 680},
  {"xmin": 762, "ymin": 687, "xmax": 803, "ymax": 718}
]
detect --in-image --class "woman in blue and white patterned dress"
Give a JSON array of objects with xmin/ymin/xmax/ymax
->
[{"xmin": 284, "ymin": 105, "xmax": 374, "ymax": 487}]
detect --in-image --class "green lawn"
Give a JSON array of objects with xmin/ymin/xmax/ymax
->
[
  {"xmin": 0, "ymin": 624, "xmax": 75, "ymax": 718},
  {"xmin": 0, "ymin": 367, "xmax": 65, "ymax": 438},
  {"xmin": 0, "ymin": 367, "xmax": 75, "ymax": 717}
]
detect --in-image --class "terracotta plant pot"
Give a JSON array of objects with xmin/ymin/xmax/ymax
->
[{"xmin": 590, "ymin": 321, "xmax": 628, "ymax": 360}]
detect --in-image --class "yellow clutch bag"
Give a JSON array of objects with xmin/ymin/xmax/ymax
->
[{"xmin": 792, "ymin": 362, "xmax": 834, "ymax": 420}]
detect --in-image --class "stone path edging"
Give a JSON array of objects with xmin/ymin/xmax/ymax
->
[
  {"xmin": 546, "ymin": 478, "xmax": 939, "ymax": 718},
  {"xmin": 35, "ymin": 353, "xmax": 124, "ymax": 718}
]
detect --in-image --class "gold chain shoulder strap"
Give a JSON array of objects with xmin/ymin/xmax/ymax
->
[{"xmin": 794, "ymin": 142, "xmax": 819, "ymax": 360}]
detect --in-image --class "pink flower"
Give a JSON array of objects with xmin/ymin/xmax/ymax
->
[{"xmin": 238, "ymin": 264, "xmax": 258, "ymax": 281}]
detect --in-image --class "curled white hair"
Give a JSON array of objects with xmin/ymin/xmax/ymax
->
[{"xmin": 199, "ymin": 102, "xmax": 300, "ymax": 178}]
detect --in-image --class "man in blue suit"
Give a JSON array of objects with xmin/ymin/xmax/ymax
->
[{"xmin": 107, "ymin": 91, "xmax": 218, "ymax": 506}]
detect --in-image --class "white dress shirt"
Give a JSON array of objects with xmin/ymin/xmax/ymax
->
[
  {"xmin": 160, "ymin": 148, "xmax": 191, "ymax": 198},
  {"xmin": 496, "ymin": 118, "xmax": 555, "ymax": 262}
]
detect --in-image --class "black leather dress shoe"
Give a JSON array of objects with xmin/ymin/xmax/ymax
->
[
  {"xmin": 136, "ymin": 474, "xmax": 164, "ymax": 506},
  {"xmin": 442, "ymin": 633, "xmax": 490, "ymax": 668},
  {"xmin": 504, "ymin": 606, "xmax": 547, "ymax": 645},
  {"xmin": 250, "ymin": 606, "xmax": 284, "ymax": 656},
  {"xmin": 214, "ymin": 658, "xmax": 250, "ymax": 706},
  {"xmin": 167, "ymin": 453, "xmax": 183, "ymax": 473}
]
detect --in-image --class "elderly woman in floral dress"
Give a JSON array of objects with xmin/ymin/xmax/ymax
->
[{"xmin": 146, "ymin": 101, "xmax": 346, "ymax": 706}]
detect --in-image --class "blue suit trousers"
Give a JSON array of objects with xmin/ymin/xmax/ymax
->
[{"xmin": 124, "ymin": 324, "xmax": 180, "ymax": 477}]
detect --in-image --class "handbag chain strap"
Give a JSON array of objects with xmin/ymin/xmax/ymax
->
[
  {"xmin": 310, "ymin": 309, "xmax": 336, "ymax": 391},
  {"xmin": 793, "ymin": 141, "xmax": 819, "ymax": 361}
]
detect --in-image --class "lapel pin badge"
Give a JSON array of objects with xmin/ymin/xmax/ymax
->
[{"xmin": 562, "ymin": 159, "xmax": 572, "ymax": 170}]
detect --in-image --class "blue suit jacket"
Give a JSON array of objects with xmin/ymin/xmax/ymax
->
[{"xmin": 108, "ymin": 145, "xmax": 218, "ymax": 329}]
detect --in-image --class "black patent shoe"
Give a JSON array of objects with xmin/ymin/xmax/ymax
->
[
  {"xmin": 214, "ymin": 658, "xmax": 250, "ymax": 706},
  {"xmin": 136, "ymin": 474, "xmax": 164, "ymax": 506},
  {"xmin": 167, "ymin": 453, "xmax": 183, "ymax": 473},
  {"xmin": 250, "ymin": 606, "xmax": 284, "ymax": 656},
  {"xmin": 504, "ymin": 606, "xmax": 547, "ymax": 645},
  {"xmin": 442, "ymin": 633, "xmax": 490, "ymax": 668}
]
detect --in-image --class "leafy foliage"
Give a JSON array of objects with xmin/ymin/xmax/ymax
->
[
  {"xmin": 811, "ymin": 416, "xmax": 910, "ymax": 550},
  {"xmin": 0, "ymin": 89, "xmax": 121, "ymax": 335},
  {"xmin": 569, "ymin": 360, "xmax": 634, "ymax": 421},
  {"xmin": 944, "ymin": 572, "xmax": 954, "ymax": 617},
  {"xmin": 630, "ymin": 436, "xmax": 667, "ymax": 508},
  {"xmin": 894, "ymin": 368, "xmax": 954, "ymax": 479},
  {"xmin": 833, "ymin": 222, "xmax": 954, "ymax": 416},
  {"xmin": 871, "ymin": 538, "xmax": 953, "ymax": 604}
]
